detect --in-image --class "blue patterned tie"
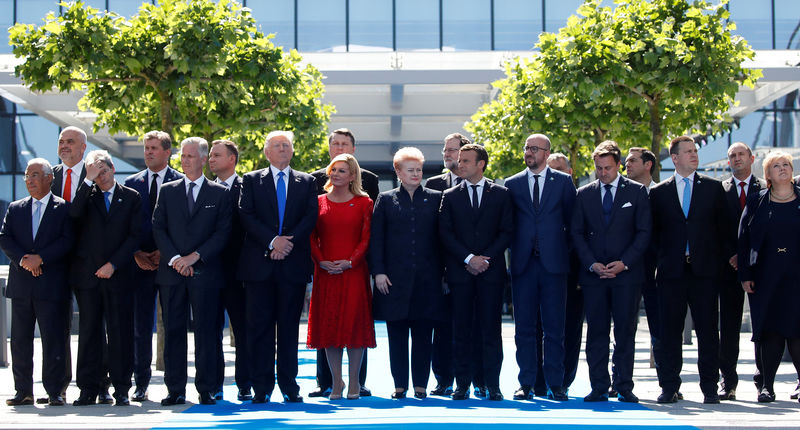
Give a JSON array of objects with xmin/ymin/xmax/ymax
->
[
  {"xmin": 103, "ymin": 191, "xmax": 111, "ymax": 212},
  {"xmin": 32, "ymin": 201, "xmax": 42, "ymax": 239},
  {"xmin": 602, "ymin": 183, "xmax": 613, "ymax": 224},
  {"xmin": 682, "ymin": 177, "xmax": 691, "ymax": 254},
  {"xmin": 277, "ymin": 171, "xmax": 286, "ymax": 233}
]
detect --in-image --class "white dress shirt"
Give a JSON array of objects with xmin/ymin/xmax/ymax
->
[
  {"xmin": 148, "ymin": 165, "xmax": 169, "ymax": 200},
  {"xmin": 600, "ymin": 174, "xmax": 621, "ymax": 202},
  {"xmin": 60, "ymin": 159, "xmax": 85, "ymax": 198},
  {"xmin": 463, "ymin": 178, "xmax": 488, "ymax": 264},
  {"xmin": 527, "ymin": 166, "xmax": 550, "ymax": 204},
  {"xmin": 674, "ymin": 171, "xmax": 696, "ymax": 208},
  {"xmin": 217, "ymin": 173, "xmax": 238, "ymax": 190}
]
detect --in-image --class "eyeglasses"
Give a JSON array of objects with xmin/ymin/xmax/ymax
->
[
  {"xmin": 23, "ymin": 173, "xmax": 45, "ymax": 180},
  {"xmin": 524, "ymin": 145, "xmax": 548, "ymax": 154},
  {"xmin": 442, "ymin": 148, "xmax": 459, "ymax": 155}
]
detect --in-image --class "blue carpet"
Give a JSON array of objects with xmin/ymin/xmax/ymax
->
[{"xmin": 154, "ymin": 322, "xmax": 697, "ymax": 429}]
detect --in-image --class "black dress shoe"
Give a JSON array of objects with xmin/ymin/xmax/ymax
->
[
  {"xmin": 283, "ymin": 393, "xmax": 303, "ymax": 403},
  {"xmin": 657, "ymin": 390, "xmax": 678, "ymax": 403},
  {"xmin": 391, "ymin": 390, "xmax": 407, "ymax": 399},
  {"xmin": 757, "ymin": 388, "xmax": 776, "ymax": 403},
  {"xmin": 359, "ymin": 386, "xmax": 372, "ymax": 397},
  {"xmin": 212, "ymin": 390, "xmax": 224, "ymax": 401},
  {"xmin": 114, "ymin": 396, "xmax": 130, "ymax": 406},
  {"xmin": 6, "ymin": 393, "xmax": 34, "ymax": 406},
  {"xmin": 474, "ymin": 386, "xmax": 488, "ymax": 398},
  {"xmin": 237, "ymin": 389, "xmax": 253, "ymax": 401},
  {"xmin": 617, "ymin": 390, "xmax": 639, "ymax": 403},
  {"xmin": 132, "ymin": 387, "xmax": 148, "ymax": 402},
  {"xmin": 533, "ymin": 388, "xmax": 548, "ymax": 397},
  {"xmin": 198, "ymin": 392, "xmax": 216, "ymax": 405},
  {"xmin": 718, "ymin": 388, "xmax": 736, "ymax": 401},
  {"xmin": 703, "ymin": 392, "xmax": 720, "ymax": 404},
  {"xmin": 48, "ymin": 395, "xmax": 66, "ymax": 406},
  {"xmin": 676, "ymin": 391, "xmax": 684, "ymax": 400},
  {"xmin": 430, "ymin": 384, "xmax": 453, "ymax": 396},
  {"xmin": 548, "ymin": 387, "xmax": 568, "ymax": 401},
  {"xmin": 583, "ymin": 389, "xmax": 608, "ymax": 402},
  {"xmin": 608, "ymin": 388, "xmax": 618, "ymax": 397},
  {"xmin": 251, "ymin": 393, "xmax": 269, "ymax": 404},
  {"xmin": 451, "ymin": 387, "xmax": 469, "ymax": 400},
  {"xmin": 487, "ymin": 387, "xmax": 503, "ymax": 401},
  {"xmin": 160, "ymin": 393, "xmax": 186, "ymax": 406},
  {"xmin": 513, "ymin": 385, "xmax": 533, "ymax": 400},
  {"xmin": 308, "ymin": 387, "xmax": 331, "ymax": 398},
  {"xmin": 98, "ymin": 391, "xmax": 114, "ymax": 405},
  {"xmin": 414, "ymin": 390, "xmax": 427, "ymax": 399},
  {"xmin": 38, "ymin": 391, "xmax": 65, "ymax": 405},
  {"xmin": 72, "ymin": 393, "xmax": 97, "ymax": 406}
]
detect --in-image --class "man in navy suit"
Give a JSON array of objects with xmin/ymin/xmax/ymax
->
[
  {"xmin": 123, "ymin": 130, "xmax": 183, "ymax": 402},
  {"xmin": 0, "ymin": 158, "xmax": 73, "ymax": 406},
  {"xmin": 571, "ymin": 141, "xmax": 651, "ymax": 403},
  {"xmin": 238, "ymin": 131, "xmax": 318, "ymax": 404},
  {"xmin": 649, "ymin": 135, "xmax": 731, "ymax": 404},
  {"xmin": 69, "ymin": 150, "xmax": 141, "ymax": 406},
  {"xmin": 208, "ymin": 139, "xmax": 252, "ymax": 401},
  {"xmin": 152, "ymin": 137, "xmax": 232, "ymax": 406},
  {"xmin": 505, "ymin": 133, "xmax": 576, "ymax": 401},
  {"xmin": 718, "ymin": 142, "xmax": 766, "ymax": 400},
  {"xmin": 439, "ymin": 143, "xmax": 513, "ymax": 401}
]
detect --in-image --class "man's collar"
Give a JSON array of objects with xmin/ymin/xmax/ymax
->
[
  {"xmin": 148, "ymin": 165, "xmax": 169, "ymax": 179},
  {"xmin": 270, "ymin": 165, "xmax": 291, "ymax": 177},
  {"xmin": 601, "ymin": 174, "xmax": 621, "ymax": 188},
  {"xmin": 32, "ymin": 192, "xmax": 53, "ymax": 205},
  {"xmin": 64, "ymin": 159, "xmax": 84, "ymax": 173},
  {"xmin": 733, "ymin": 174, "xmax": 753, "ymax": 187},
  {"xmin": 674, "ymin": 171, "xmax": 696, "ymax": 183},
  {"xmin": 527, "ymin": 166, "xmax": 549, "ymax": 179}
]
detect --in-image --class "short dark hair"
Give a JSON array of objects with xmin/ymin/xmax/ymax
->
[
  {"xmin": 142, "ymin": 130, "xmax": 172, "ymax": 151},
  {"xmin": 669, "ymin": 135, "xmax": 695, "ymax": 155},
  {"xmin": 328, "ymin": 128, "xmax": 355, "ymax": 146},
  {"xmin": 592, "ymin": 140, "xmax": 621, "ymax": 164},
  {"xmin": 445, "ymin": 132, "xmax": 471, "ymax": 147},
  {"xmin": 628, "ymin": 146, "xmax": 656, "ymax": 175},
  {"xmin": 211, "ymin": 139, "xmax": 239, "ymax": 164},
  {"xmin": 460, "ymin": 143, "xmax": 489, "ymax": 172}
]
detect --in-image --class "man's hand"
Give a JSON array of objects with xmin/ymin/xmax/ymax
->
[
  {"xmin": 468, "ymin": 255, "xmax": 490, "ymax": 273},
  {"xmin": 741, "ymin": 280, "xmax": 754, "ymax": 293},
  {"xmin": 604, "ymin": 261, "xmax": 626, "ymax": 277},
  {"xmin": 95, "ymin": 262, "xmax": 115, "ymax": 279},
  {"xmin": 728, "ymin": 254, "xmax": 738, "ymax": 270},
  {"xmin": 465, "ymin": 265, "xmax": 480, "ymax": 276},
  {"xmin": 134, "ymin": 251, "xmax": 157, "ymax": 271},
  {"xmin": 149, "ymin": 250, "xmax": 161, "ymax": 267},
  {"xmin": 375, "ymin": 274, "xmax": 392, "ymax": 295},
  {"xmin": 271, "ymin": 236, "xmax": 294, "ymax": 259},
  {"xmin": 179, "ymin": 265, "xmax": 194, "ymax": 277},
  {"xmin": 21, "ymin": 254, "xmax": 43, "ymax": 274},
  {"xmin": 173, "ymin": 252, "xmax": 200, "ymax": 274},
  {"xmin": 85, "ymin": 160, "xmax": 102, "ymax": 182}
]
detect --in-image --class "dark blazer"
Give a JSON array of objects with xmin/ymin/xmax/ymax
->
[
  {"xmin": 51, "ymin": 164, "xmax": 87, "ymax": 197},
  {"xmin": 570, "ymin": 176, "xmax": 652, "ymax": 287},
  {"xmin": 425, "ymin": 172, "xmax": 455, "ymax": 192},
  {"xmin": 311, "ymin": 167, "xmax": 380, "ymax": 201},
  {"xmin": 124, "ymin": 167, "xmax": 184, "ymax": 252},
  {"xmin": 504, "ymin": 168, "xmax": 576, "ymax": 276},
  {"xmin": 220, "ymin": 175, "xmax": 244, "ymax": 277},
  {"xmin": 649, "ymin": 173, "xmax": 731, "ymax": 280},
  {"xmin": 152, "ymin": 178, "xmax": 232, "ymax": 287},
  {"xmin": 237, "ymin": 167, "xmax": 318, "ymax": 284},
  {"xmin": 721, "ymin": 175, "xmax": 766, "ymax": 281},
  {"xmin": 68, "ymin": 181, "xmax": 141, "ymax": 290},
  {"xmin": 439, "ymin": 180, "xmax": 513, "ymax": 284},
  {"xmin": 0, "ymin": 195, "xmax": 74, "ymax": 301},
  {"xmin": 370, "ymin": 186, "xmax": 444, "ymax": 321}
]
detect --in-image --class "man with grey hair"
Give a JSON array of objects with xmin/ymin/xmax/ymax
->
[
  {"xmin": 69, "ymin": 150, "xmax": 142, "ymax": 406},
  {"xmin": 153, "ymin": 137, "xmax": 232, "ymax": 406},
  {"xmin": 1, "ymin": 158, "xmax": 73, "ymax": 406}
]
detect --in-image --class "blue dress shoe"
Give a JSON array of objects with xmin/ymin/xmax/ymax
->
[{"xmin": 308, "ymin": 387, "xmax": 331, "ymax": 398}]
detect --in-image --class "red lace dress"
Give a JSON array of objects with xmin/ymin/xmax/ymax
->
[{"xmin": 307, "ymin": 194, "xmax": 377, "ymax": 349}]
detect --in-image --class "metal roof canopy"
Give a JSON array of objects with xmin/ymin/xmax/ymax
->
[{"xmin": 0, "ymin": 50, "xmax": 798, "ymax": 169}]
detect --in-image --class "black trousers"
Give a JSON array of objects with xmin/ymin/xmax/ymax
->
[
  {"xmin": 534, "ymin": 280, "xmax": 584, "ymax": 392},
  {"xmin": 132, "ymin": 268, "xmax": 158, "ymax": 389},
  {"xmin": 10, "ymin": 297, "xmax": 70, "ymax": 397},
  {"xmin": 756, "ymin": 332, "xmax": 800, "ymax": 391},
  {"xmin": 245, "ymin": 277, "xmax": 305, "ymax": 397},
  {"xmin": 75, "ymin": 287, "xmax": 134, "ymax": 396},
  {"xmin": 718, "ymin": 276, "xmax": 745, "ymax": 390},
  {"xmin": 658, "ymin": 268, "xmax": 720, "ymax": 395},
  {"xmin": 216, "ymin": 279, "xmax": 251, "ymax": 392},
  {"xmin": 451, "ymin": 278, "xmax": 504, "ymax": 389},
  {"xmin": 385, "ymin": 319, "xmax": 433, "ymax": 390},
  {"xmin": 160, "ymin": 282, "xmax": 221, "ymax": 395}
]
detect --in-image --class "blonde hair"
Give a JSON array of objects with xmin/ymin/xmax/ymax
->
[
  {"xmin": 762, "ymin": 150, "xmax": 794, "ymax": 188},
  {"xmin": 324, "ymin": 153, "xmax": 367, "ymax": 196},
  {"xmin": 392, "ymin": 147, "xmax": 425, "ymax": 171}
]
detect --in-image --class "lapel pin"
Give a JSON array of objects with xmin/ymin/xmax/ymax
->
[
  {"xmin": 423, "ymin": 198, "xmax": 428, "ymax": 202},
  {"xmin": 549, "ymin": 176, "xmax": 554, "ymax": 181},
  {"xmin": 349, "ymin": 203, "xmax": 354, "ymax": 207}
]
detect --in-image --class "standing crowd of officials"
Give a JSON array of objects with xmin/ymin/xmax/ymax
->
[{"xmin": 2, "ymin": 125, "xmax": 799, "ymax": 408}]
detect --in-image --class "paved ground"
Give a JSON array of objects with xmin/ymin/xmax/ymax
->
[{"xmin": 0, "ymin": 318, "xmax": 798, "ymax": 429}]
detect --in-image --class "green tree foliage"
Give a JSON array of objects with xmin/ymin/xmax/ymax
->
[
  {"xmin": 10, "ymin": 0, "xmax": 333, "ymax": 173},
  {"xmin": 468, "ymin": 0, "xmax": 760, "ymax": 181}
]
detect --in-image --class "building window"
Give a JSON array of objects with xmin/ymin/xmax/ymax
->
[
  {"xmin": 297, "ymin": 0, "xmax": 346, "ymax": 52},
  {"xmin": 349, "ymin": 0, "xmax": 393, "ymax": 51},
  {"xmin": 248, "ymin": 0, "xmax": 297, "ymax": 51},
  {"xmin": 494, "ymin": 0, "xmax": 542, "ymax": 51},
  {"xmin": 395, "ymin": 0, "xmax": 439, "ymax": 51},
  {"xmin": 442, "ymin": 0, "xmax": 491, "ymax": 51}
]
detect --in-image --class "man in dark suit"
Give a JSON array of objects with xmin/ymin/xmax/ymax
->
[
  {"xmin": 649, "ymin": 135, "xmax": 731, "ymax": 404},
  {"xmin": 439, "ymin": 143, "xmax": 513, "ymax": 401},
  {"xmin": 571, "ymin": 141, "xmax": 651, "ymax": 403},
  {"xmin": 0, "ymin": 158, "xmax": 73, "ymax": 406},
  {"xmin": 208, "ymin": 139, "xmax": 252, "ymax": 401},
  {"xmin": 308, "ymin": 128, "xmax": 375, "ymax": 398},
  {"xmin": 69, "ymin": 150, "xmax": 141, "ymax": 406},
  {"xmin": 718, "ymin": 142, "xmax": 765, "ymax": 400},
  {"xmin": 123, "ymin": 130, "xmax": 183, "ymax": 402},
  {"xmin": 239, "ymin": 131, "xmax": 318, "ymax": 404},
  {"xmin": 504, "ymin": 133, "xmax": 576, "ymax": 401},
  {"xmin": 152, "ymin": 137, "xmax": 232, "ymax": 406}
]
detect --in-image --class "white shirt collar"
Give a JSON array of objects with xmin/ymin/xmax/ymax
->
[
  {"xmin": 184, "ymin": 175, "xmax": 205, "ymax": 189},
  {"xmin": 733, "ymin": 174, "xmax": 752, "ymax": 188},
  {"xmin": 527, "ymin": 166, "xmax": 549, "ymax": 180},
  {"xmin": 270, "ymin": 165, "xmax": 291, "ymax": 179},
  {"xmin": 148, "ymin": 165, "xmax": 169, "ymax": 180},
  {"xmin": 465, "ymin": 177, "xmax": 487, "ymax": 188},
  {"xmin": 217, "ymin": 173, "xmax": 238, "ymax": 188},
  {"xmin": 674, "ymin": 171, "xmax": 696, "ymax": 184},
  {"xmin": 600, "ymin": 174, "xmax": 621, "ymax": 189},
  {"xmin": 99, "ymin": 181, "xmax": 117, "ymax": 198},
  {"xmin": 32, "ymin": 191, "xmax": 52, "ymax": 207}
]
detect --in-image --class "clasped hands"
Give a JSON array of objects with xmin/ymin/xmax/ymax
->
[
  {"xmin": 591, "ymin": 261, "xmax": 625, "ymax": 279},
  {"xmin": 320, "ymin": 260, "xmax": 352, "ymax": 275},
  {"xmin": 466, "ymin": 255, "xmax": 490, "ymax": 276},
  {"xmin": 134, "ymin": 250, "xmax": 160, "ymax": 271},
  {"xmin": 20, "ymin": 254, "xmax": 43, "ymax": 277},
  {"xmin": 270, "ymin": 235, "xmax": 294, "ymax": 260},
  {"xmin": 173, "ymin": 252, "xmax": 200, "ymax": 277}
]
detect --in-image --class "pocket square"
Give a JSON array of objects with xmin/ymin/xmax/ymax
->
[
  {"xmin": 622, "ymin": 202, "xmax": 633, "ymax": 208},
  {"xmin": 203, "ymin": 204, "xmax": 216, "ymax": 209}
]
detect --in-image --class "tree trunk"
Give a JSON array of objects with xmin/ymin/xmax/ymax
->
[
  {"xmin": 648, "ymin": 100, "xmax": 663, "ymax": 182},
  {"xmin": 159, "ymin": 93, "xmax": 174, "ymax": 138},
  {"xmin": 569, "ymin": 145, "xmax": 580, "ymax": 185}
]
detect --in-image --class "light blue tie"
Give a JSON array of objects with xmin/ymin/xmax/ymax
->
[
  {"xmin": 32, "ymin": 201, "xmax": 42, "ymax": 240},
  {"xmin": 103, "ymin": 191, "xmax": 111, "ymax": 212},
  {"xmin": 276, "ymin": 171, "xmax": 286, "ymax": 233},
  {"xmin": 682, "ymin": 177, "xmax": 691, "ymax": 254}
]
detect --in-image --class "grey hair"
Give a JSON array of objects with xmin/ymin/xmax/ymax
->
[
  {"xmin": 27, "ymin": 158, "xmax": 53, "ymax": 176},
  {"xmin": 547, "ymin": 152, "xmax": 571, "ymax": 169},
  {"xmin": 60, "ymin": 126, "xmax": 87, "ymax": 144},
  {"xmin": 180, "ymin": 137, "xmax": 209, "ymax": 158},
  {"xmin": 265, "ymin": 130, "xmax": 295, "ymax": 147},
  {"xmin": 85, "ymin": 149, "xmax": 114, "ymax": 169}
]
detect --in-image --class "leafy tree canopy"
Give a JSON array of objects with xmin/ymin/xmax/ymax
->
[{"xmin": 10, "ymin": 0, "xmax": 334, "ymax": 173}]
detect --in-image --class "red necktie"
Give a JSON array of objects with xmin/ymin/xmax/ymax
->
[
  {"xmin": 738, "ymin": 181, "xmax": 746, "ymax": 210},
  {"xmin": 63, "ymin": 168, "xmax": 73, "ymax": 202}
]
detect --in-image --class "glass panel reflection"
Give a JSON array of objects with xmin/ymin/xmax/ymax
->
[
  {"xmin": 775, "ymin": 0, "xmax": 800, "ymax": 49},
  {"xmin": 349, "ymin": 0, "xmax": 392, "ymax": 51},
  {"xmin": 16, "ymin": 115, "xmax": 59, "ymax": 168},
  {"xmin": 15, "ymin": 0, "xmax": 61, "ymax": 24},
  {"xmin": 729, "ymin": 1, "xmax": 772, "ymax": 49},
  {"xmin": 442, "ymin": 0, "xmax": 490, "ymax": 51},
  {"xmin": 249, "ymin": 0, "xmax": 296, "ymax": 50},
  {"xmin": 544, "ymin": 0, "xmax": 584, "ymax": 33},
  {"xmin": 494, "ymin": 0, "xmax": 541, "ymax": 50},
  {"xmin": 297, "ymin": 0, "xmax": 345, "ymax": 52},
  {"xmin": 108, "ymin": 0, "xmax": 151, "ymax": 16},
  {"xmin": 732, "ymin": 111, "xmax": 774, "ymax": 148},
  {"xmin": 396, "ymin": 0, "xmax": 439, "ymax": 51}
]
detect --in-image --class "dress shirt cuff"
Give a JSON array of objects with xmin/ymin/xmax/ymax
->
[
  {"xmin": 464, "ymin": 253, "xmax": 475, "ymax": 265},
  {"xmin": 168, "ymin": 255, "xmax": 180, "ymax": 267},
  {"xmin": 84, "ymin": 178, "xmax": 93, "ymax": 186},
  {"xmin": 269, "ymin": 236, "xmax": 278, "ymax": 250}
]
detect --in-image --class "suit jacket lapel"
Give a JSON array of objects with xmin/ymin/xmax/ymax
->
[
  {"xmin": 191, "ymin": 180, "xmax": 210, "ymax": 217},
  {"xmin": 663, "ymin": 176, "xmax": 683, "ymax": 217},
  {"xmin": 23, "ymin": 197, "xmax": 35, "ymax": 244},
  {"xmin": 537, "ymin": 169, "xmax": 554, "ymax": 214},
  {"xmin": 283, "ymin": 169, "xmax": 299, "ymax": 223},
  {"xmin": 33, "ymin": 197, "xmax": 57, "ymax": 246},
  {"xmin": 607, "ymin": 177, "xmax": 628, "ymax": 224},
  {"xmin": 91, "ymin": 184, "xmax": 110, "ymax": 219}
]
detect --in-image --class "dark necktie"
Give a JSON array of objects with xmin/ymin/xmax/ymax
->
[
  {"xmin": 533, "ymin": 174, "xmax": 541, "ymax": 211},
  {"xmin": 149, "ymin": 173, "xmax": 159, "ymax": 214},
  {"xmin": 103, "ymin": 191, "xmax": 111, "ymax": 212},
  {"xmin": 738, "ymin": 181, "xmax": 747, "ymax": 210},
  {"xmin": 602, "ymin": 183, "xmax": 613, "ymax": 224},
  {"xmin": 277, "ymin": 171, "xmax": 287, "ymax": 233},
  {"xmin": 187, "ymin": 182, "xmax": 196, "ymax": 213},
  {"xmin": 471, "ymin": 184, "xmax": 480, "ymax": 212}
]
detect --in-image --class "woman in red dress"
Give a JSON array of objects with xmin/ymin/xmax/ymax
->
[{"xmin": 307, "ymin": 153, "xmax": 376, "ymax": 400}]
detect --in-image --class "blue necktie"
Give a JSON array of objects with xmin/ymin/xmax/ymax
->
[
  {"xmin": 103, "ymin": 191, "xmax": 111, "ymax": 212},
  {"xmin": 276, "ymin": 171, "xmax": 286, "ymax": 233},
  {"xmin": 602, "ymin": 183, "xmax": 613, "ymax": 224},
  {"xmin": 32, "ymin": 200, "xmax": 42, "ymax": 239},
  {"xmin": 682, "ymin": 177, "xmax": 691, "ymax": 254}
]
